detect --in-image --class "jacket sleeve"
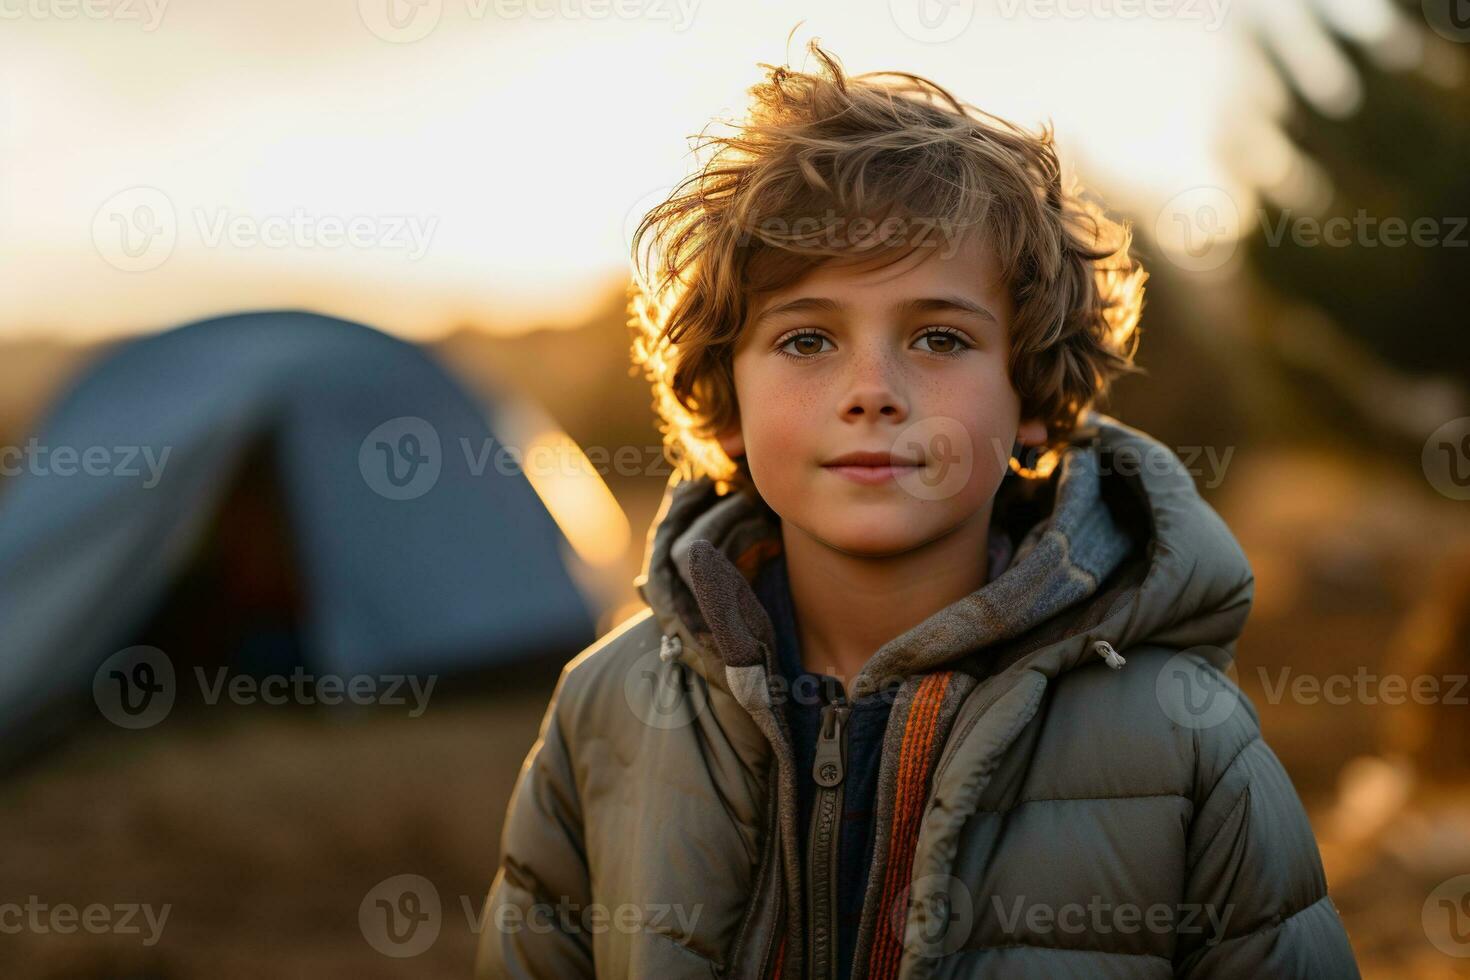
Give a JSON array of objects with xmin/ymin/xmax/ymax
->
[
  {"xmin": 1174, "ymin": 662, "xmax": 1360, "ymax": 978},
  {"xmin": 475, "ymin": 663, "xmax": 595, "ymax": 979}
]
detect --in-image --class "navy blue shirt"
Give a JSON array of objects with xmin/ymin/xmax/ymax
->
[{"xmin": 751, "ymin": 552, "xmax": 894, "ymax": 980}]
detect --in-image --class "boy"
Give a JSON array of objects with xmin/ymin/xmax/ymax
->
[{"xmin": 476, "ymin": 41, "xmax": 1360, "ymax": 979}]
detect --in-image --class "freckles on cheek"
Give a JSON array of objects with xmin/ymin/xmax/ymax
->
[
  {"xmin": 736, "ymin": 357, "xmax": 816, "ymax": 449},
  {"xmin": 746, "ymin": 388, "xmax": 809, "ymax": 461}
]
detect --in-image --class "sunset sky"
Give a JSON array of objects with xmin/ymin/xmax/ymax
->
[{"xmin": 0, "ymin": 0, "xmax": 1415, "ymax": 340}]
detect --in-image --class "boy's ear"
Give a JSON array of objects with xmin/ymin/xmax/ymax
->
[
  {"xmin": 716, "ymin": 422, "xmax": 745, "ymax": 460},
  {"xmin": 1015, "ymin": 417, "xmax": 1047, "ymax": 448}
]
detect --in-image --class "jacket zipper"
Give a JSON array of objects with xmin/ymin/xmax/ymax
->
[{"xmin": 805, "ymin": 695, "xmax": 850, "ymax": 980}]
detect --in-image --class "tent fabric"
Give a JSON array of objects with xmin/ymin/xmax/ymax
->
[{"xmin": 0, "ymin": 309, "xmax": 597, "ymax": 756}]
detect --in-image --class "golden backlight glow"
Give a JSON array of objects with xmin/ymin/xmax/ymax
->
[
  {"xmin": 0, "ymin": 0, "xmax": 1409, "ymax": 341},
  {"xmin": 520, "ymin": 427, "xmax": 631, "ymax": 569}
]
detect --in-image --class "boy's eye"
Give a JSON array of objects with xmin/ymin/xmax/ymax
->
[
  {"xmin": 776, "ymin": 332, "xmax": 834, "ymax": 358},
  {"xmin": 774, "ymin": 328, "xmax": 972, "ymax": 359},
  {"xmin": 914, "ymin": 329, "xmax": 968, "ymax": 355}
]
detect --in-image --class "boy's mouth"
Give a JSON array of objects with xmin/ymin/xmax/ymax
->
[{"xmin": 821, "ymin": 451, "xmax": 923, "ymax": 485}]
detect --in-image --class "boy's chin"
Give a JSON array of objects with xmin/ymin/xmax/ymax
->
[{"xmin": 796, "ymin": 506, "xmax": 959, "ymax": 560}]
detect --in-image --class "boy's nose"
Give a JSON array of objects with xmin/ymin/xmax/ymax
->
[
  {"xmin": 842, "ymin": 392, "xmax": 905, "ymax": 419},
  {"xmin": 839, "ymin": 377, "xmax": 908, "ymax": 421},
  {"xmin": 835, "ymin": 340, "xmax": 911, "ymax": 420}
]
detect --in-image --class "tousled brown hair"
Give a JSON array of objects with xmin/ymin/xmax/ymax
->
[{"xmin": 628, "ymin": 39, "xmax": 1146, "ymax": 494}]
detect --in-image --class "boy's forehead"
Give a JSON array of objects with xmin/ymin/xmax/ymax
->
[{"xmin": 747, "ymin": 232, "xmax": 1007, "ymax": 318}]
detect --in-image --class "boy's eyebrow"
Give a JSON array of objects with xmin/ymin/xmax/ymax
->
[
  {"xmin": 750, "ymin": 296, "xmax": 841, "ymax": 326},
  {"xmin": 897, "ymin": 295, "xmax": 998, "ymax": 323},
  {"xmin": 752, "ymin": 294, "xmax": 997, "ymax": 327}
]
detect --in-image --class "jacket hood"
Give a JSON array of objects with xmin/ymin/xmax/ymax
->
[{"xmin": 633, "ymin": 411, "xmax": 1255, "ymax": 697}]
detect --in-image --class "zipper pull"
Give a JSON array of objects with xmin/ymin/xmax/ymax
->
[
  {"xmin": 1093, "ymin": 639, "xmax": 1126, "ymax": 670},
  {"xmin": 812, "ymin": 701, "xmax": 850, "ymax": 788}
]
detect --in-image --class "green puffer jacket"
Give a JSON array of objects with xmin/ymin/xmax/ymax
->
[{"xmin": 476, "ymin": 413, "xmax": 1360, "ymax": 979}]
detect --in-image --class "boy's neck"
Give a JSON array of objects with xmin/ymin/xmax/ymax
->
[{"xmin": 779, "ymin": 499, "xmax": 997, "ymax": 692}]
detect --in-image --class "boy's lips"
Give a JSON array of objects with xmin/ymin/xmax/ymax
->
[
  {"xmin": 822, "ymin": 451, "xmax": 922, "ymax": 467},
  {"xmin": 821, "ymin": 451, "xmax": 923, "ymax": 485}
]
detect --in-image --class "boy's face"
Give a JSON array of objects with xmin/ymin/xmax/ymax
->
[{"xmin": 718, "ymin": 231, "xmax": 1047, "ymax": 558}]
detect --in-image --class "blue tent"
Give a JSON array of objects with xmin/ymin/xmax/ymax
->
[{"xmin": 0, "ymin": 310, "xmax": 597, "ymax": 759}]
